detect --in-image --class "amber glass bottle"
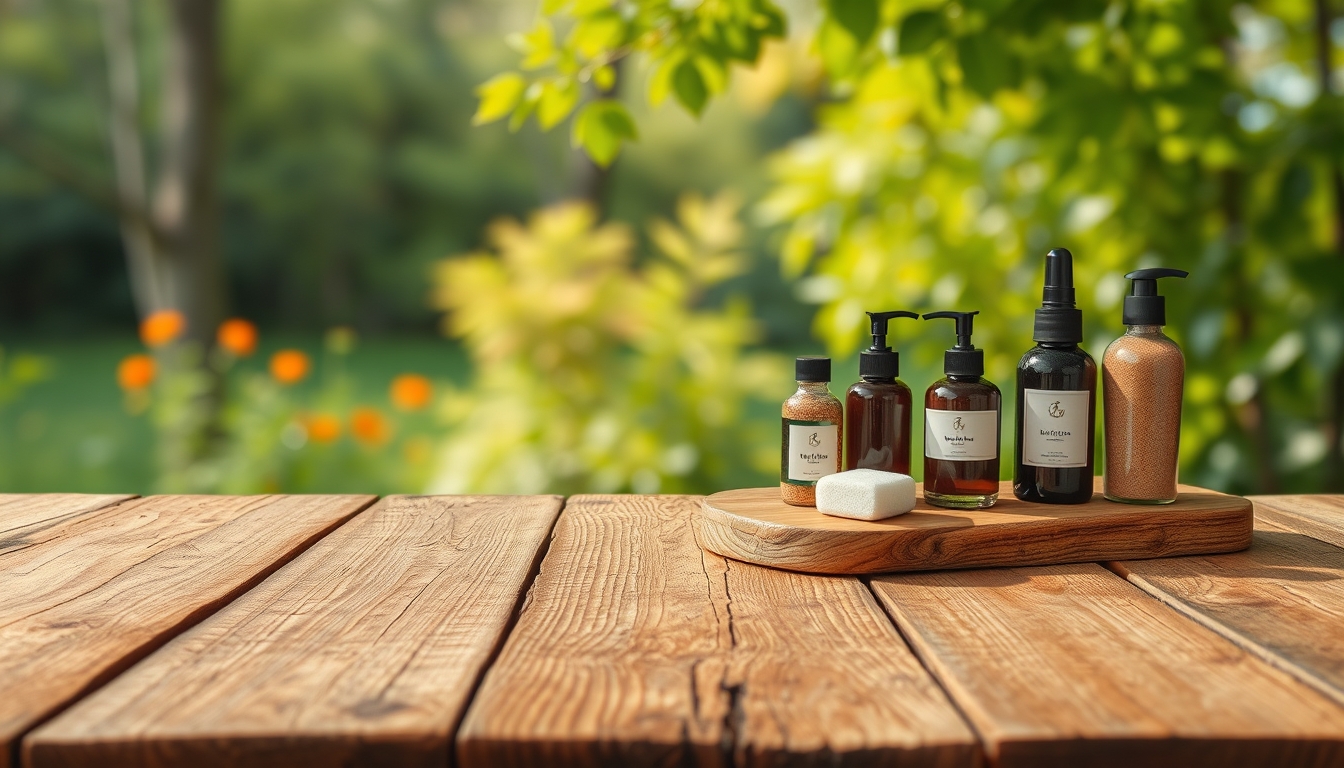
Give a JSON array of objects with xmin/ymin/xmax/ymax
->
[
  {"xmin": 845, "ymin": 311, "xmax": 918, "ymax": 474},
  {"xmin": 923, "ymin": 312, "xmax": 1001, "ymax": 508}
]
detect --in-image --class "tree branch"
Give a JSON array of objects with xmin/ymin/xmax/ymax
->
[{"xmin": 0, "ymin": 122, "xmax": 164, "ymax": 247}]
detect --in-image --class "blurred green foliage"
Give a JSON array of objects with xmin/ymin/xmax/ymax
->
[
  {"xmin": 1, "ymin": 0, "xmax": 1340, "ymax": 496},
  {"xmin": 485, "ymin": 0, "xmax": 1344, "ymax": 494},
  {"xmin": 429, "ymin": 193, "xmax": 784, "ymax": 493}
]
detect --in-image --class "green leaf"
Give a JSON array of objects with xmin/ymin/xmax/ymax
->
[
  {"xmin": 694, "ymin": 55, "xmax": 727, "ymax": 95},
  {"xmin": 673, "ymin": 60, "xmax": 708, "ymax": 116},
  {"xmin": 509, "ymin": 81, "xmax": 543, "ymax": 132},
  {"xmin": 592, "ymin": 64, "xmax": 616, "ymax": 91},
  {"xmin": 752, "ymin": 7, "xmax": 787, "ymax": 37},
  {"xmin": 514, "ymin": 20, "xmax": 555, "ymax": 70},
  {"xmin": 816, "ymin": 18, "xmax": 860, "ymax": 77},
  {"xmin": 473, "ymin": 73, "xmax": 527, "ymax": 126},
  {"xmin": 898, "ymin": 10, "xmax": 944, "ymax": 55},
  {"xmin": 826, "ymin": 0, "xmax": 878, "ymax": 48},
  {"xmin": 957, "ymin": 35, "xmax": 1017, "ymax": 98},
  {"xmin": 571, "ymin": 100, "xmax": 638, "ymax": 167},
  {"xmin": 538, "ymin": 79, "xmax": 580, "ymax": 130},
  {"xmin": 571, "ymin": 0, "xmax": 612, "ymax": 12},
  {"xmin": 569, "ymin": 11, "xmax": 625, "ymax": 59},
  {"xmin": 648, "ymin": 58, "xmax": 678, "ymax": 107}
]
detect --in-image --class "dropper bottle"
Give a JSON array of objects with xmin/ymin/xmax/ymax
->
[
  {"xmin": 1013, "ymin": 248, "xmax": 1098, "ymax": 504},
  {"xmin": 1103, "ymin": 268, "xmax": 1189, "ymax": 504},
  {"xmin": 923, "ymin": 311, "xmax": 1001, "ymax": 508},
  {"xmin": 845, "ymin": 310, "xmax": 919, "ymax": 474}
]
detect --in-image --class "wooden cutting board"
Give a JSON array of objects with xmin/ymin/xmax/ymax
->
[{"xmin": 696, "ymin": 480, "xmax": 1252, "ymax": 575}]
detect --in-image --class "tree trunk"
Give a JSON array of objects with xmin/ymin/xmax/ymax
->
[
  {"xmin": 101, "ymin": 0, "xmax": 226, "ymax": 343},
  {"xmin": 152, "ymin": 0, "xmax": 227, "ymax": 343}
]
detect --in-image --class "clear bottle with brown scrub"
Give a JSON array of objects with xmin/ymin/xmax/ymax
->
[
  {"xmin": 781, "ymin": 356, "xmax": 843, "ymax": 506},
  {"xmin": 1103, "ymin": 268, "xmax": 1188, "ymax": 504},
  {"xmin": 923, "ymin": 311, "xmax": 1001, "ymax": 508},
  {"xmin": 845, "ymin": 311, "xmax": 919, "ymax": 474}
]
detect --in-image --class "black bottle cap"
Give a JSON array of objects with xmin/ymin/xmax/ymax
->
[
  {"xmin": 1122, "ymin": 267, "xmax": 1188, "ymax": 326},
  {"xmin": 1033, "ymin": 247, "xmax": 1083, "ymax": 344},
  {"xmin": 859, "ymin": 310, "xmax": 919, "ymax": 379},
  {"xmin": 924, "ymin": 310, "xmax": 985, "ymax": 377},
  {"xmin": 795, "ymin": 356, "xmax": 831, "ymax": 382}
]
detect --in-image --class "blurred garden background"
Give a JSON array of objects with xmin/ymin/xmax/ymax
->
[{"xmin": 0, "ymin": 0, "xmax": 1340, "ymax": 496}]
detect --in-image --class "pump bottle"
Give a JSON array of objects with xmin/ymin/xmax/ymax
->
[
  {"xmin": 1103, "ymin": 268, "xmax": 1189, "ymax": 504},
  {"xmin": 845, "ymin": 310, "xmax": 919, "ymax": 474},
  {"xmin": 1013, "ymin": 248, "xmax": 1097, "ymax": 504},
  {"xmin": 923, "ymin": 311, "xmax": 1001, "ymax": 508}
]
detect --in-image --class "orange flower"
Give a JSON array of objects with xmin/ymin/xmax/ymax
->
[
  {"xmin": 269, "ymin": 349, "xmax": 310, "ymax": 385},
  {"xmin": 116, "ymin": 354, "xmax": 156, "ymax": 390},
  {"xmin": 351, "ymin": 407, "xmax": 390, "ymax": 445},
  {"xmin": 306, "ymin": 413, "xmax": 341, "ymax": 443},
  {"xmin": 217, "ymin": 318, "xmax": 258, "ymax": 357},
  {"xmin": 390, "ymin": 374, "xmax": 433, "ymax": 411},
  {"xmin": 139, "ymin": 310, "xmax": 186, "ymax": 347}
]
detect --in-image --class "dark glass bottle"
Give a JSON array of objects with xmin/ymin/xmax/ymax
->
[
  {"xmin": 1014, "ymin": 248, "xmax": 1097, "ymax": 504},
  {"xmin": 923, "ymin": 311, "xmax": 1001, "ymax": 508},
  {"xmin": 845, "ymin": 311, "xmax": 918, "ymax": 474}
]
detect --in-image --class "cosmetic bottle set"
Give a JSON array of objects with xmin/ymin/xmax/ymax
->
[
  {"xmin": 781, "ymin": 246, "xmax": 1190, "ymax": 510},
  {"xmin": 780, "ymin": 310, "xmax": 1002, "ymax": 510}
]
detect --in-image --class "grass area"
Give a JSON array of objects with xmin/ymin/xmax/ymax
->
[{"xmin": 0, "ymin": 334, "xmax": 469, "ymax": 494}]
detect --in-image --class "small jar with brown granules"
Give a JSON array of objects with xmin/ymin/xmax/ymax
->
[{"xmin": 781, "ymin": 356, "xmax": 843, "ymax": 506}]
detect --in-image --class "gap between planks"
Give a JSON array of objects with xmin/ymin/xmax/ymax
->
[
  {"xmin": 456, "ymin": 495, "xmax": 980, "ymax": 768},
  {"xmin": 1105, "ymin": 509, "xmax": 1344, "ymax": 711},
  {"xmin": 25, "ymin": 495, "xmax": 564, "ymax": 768},
  {"xmin": 2, "ymin": 494, "xmax": 377, "ymax": 768}
]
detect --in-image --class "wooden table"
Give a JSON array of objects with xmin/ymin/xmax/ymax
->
[{"xmin": 2, "ymin": 492, "xmax": 1343, "ymax": 767}]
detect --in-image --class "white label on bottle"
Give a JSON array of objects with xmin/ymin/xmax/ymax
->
[
  {"xmin": 1022, "ymin": 388, "xmax": 1091, "ymax": 467},
  {"xmin": 785, "ymin": 422, "xmax": 839, "ymax": 484},
  {"xmin": 925, "ymin": 408, "xmax": 998, "ymax": 461}
]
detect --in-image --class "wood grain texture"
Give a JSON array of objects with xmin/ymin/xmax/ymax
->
[
  {"xmin": 0, "ymin": 494, "xmax": 372, "ymax": 768},
  {"xmin": 699, "ymin": 482, "xmax": 1252, "ymax": 574},
  {"xmin": 1249, "ymin": 495, "xmax": 1344, "ymax": 550},
  {"xmin": 871, "ymin": 563, "xmax": 1344, "ymax": 768},
  {"xmin": 1111, "ymin": 515, "xmax": 1344, "ymax": 708},
  {"xmin": 26, "ymin": 495, "xmax": 562, "ymax": 768},
  {"xmin": 0, "ymin": 495, "xmax": 134, "ymax": 556},
  {"xmin": 458, "ymin": 495, "xmax": 979, "ymax": 768}
]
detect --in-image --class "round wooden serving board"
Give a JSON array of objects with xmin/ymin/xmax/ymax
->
[{"xmin": 695, "ymin": 481, "xmax": 1253, "ymax": 575}]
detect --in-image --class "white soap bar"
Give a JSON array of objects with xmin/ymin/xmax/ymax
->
[{"xmin": 815, "ymin": 469, "xmax": 916, "ymax": 521}]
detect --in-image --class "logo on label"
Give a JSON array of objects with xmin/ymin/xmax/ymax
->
[
  {"xmin": 952, "ymin": 416, "xmax": 965, "ymax": 432},
  {"xmin": 1048, "ymin": 401, "xmax": 1066, "ymax": 418},
  {"xmin": 808, "ymin": 431, "xmax": 820, "ymax": 447}
]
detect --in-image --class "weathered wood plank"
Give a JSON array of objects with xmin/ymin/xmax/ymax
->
[
  {"xmin": 0, "ymin": 495, "xmax": 134, "ymax": 556},
  {"xmin": 25, "ymin": 495, "xmax": 562, "ymax": 768},
  {"xmin": 1111, "ymin": 516, "xmax": 1344, "ymax": 708},
  {"xmin": 1250, "ymin": 495, "xmax": 1344, "ymax": 550},
  {"xmin": 457, "ymin": 495, "xmax": 978, "ymax": 768},
  {"xmin": 871, "ymin": 563, "xmax": 1344, "ymax": 768},
  {"xmin": 0, "ymin": 494, "xmax": 373, "ymax": 768}
]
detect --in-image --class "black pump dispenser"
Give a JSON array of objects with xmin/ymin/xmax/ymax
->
[
  {"xmin": 860, "ymin": 310, "xmax": 918, "ymax": 379},
  {"xmin": 924, "ymin": 311, "xmax": 984, "ymax": 377},
  {"xmin": 1122, "ymin": 268, "xmax": 1188, "ymax": 326},
  {"xmin": 1033, "ymin": 248, "xmax": 1083, "ymax": 344}
]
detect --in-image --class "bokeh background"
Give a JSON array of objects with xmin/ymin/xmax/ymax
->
[{"xmin": 0, "ymin": 0, "xmax": 1339, "ymax": 496}]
